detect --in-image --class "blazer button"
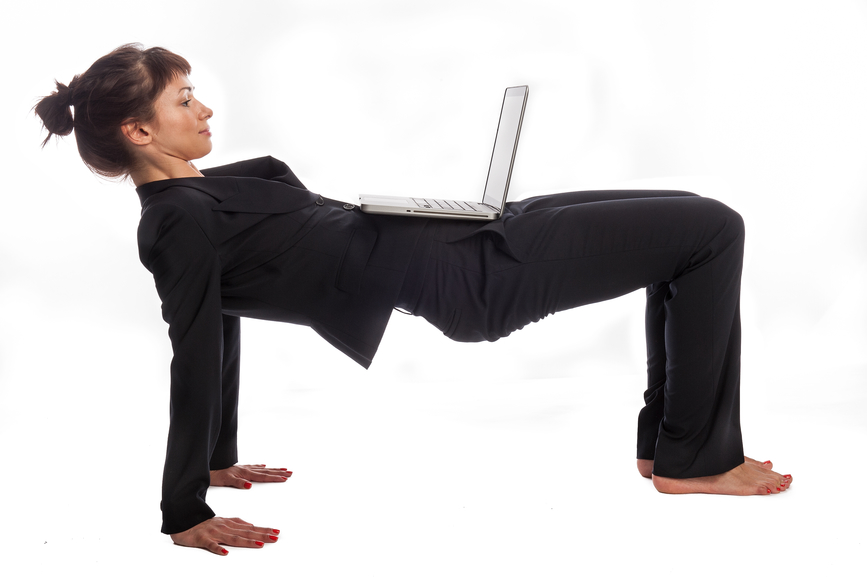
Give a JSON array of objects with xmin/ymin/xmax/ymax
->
[
  {"xmin": 316, "ymin": 196, "xmax": 325, "ymax": 206},
  {"xmin": 343, "ymin": 203, "xmax": 355, "ymax": 210}
]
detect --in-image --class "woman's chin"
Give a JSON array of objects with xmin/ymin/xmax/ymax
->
[{"xmin": 192, "ymin": 146, "xmax": 213, "ymax": 160}]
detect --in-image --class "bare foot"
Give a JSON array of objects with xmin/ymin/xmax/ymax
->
[
  {"xmin": 652, "ymin": 457, "xmax": 792, "ymax": 495},
  {"xmin": 744, "ymin": 456, "xmax": 773, "ymax": 469},
  {"xmin": 637, "ymin": 459, "xmax": 654, "ymax": 479}
]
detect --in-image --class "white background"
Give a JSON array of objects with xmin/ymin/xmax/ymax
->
[{"xmin": 1, "ymin": 0, "xmax": 865, "ymax": 574}]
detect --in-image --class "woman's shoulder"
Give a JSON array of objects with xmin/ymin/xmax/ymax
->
[
  {"xmin": 136, "ymin": 196, "xmax": 217, "ymax": 270},
  {"xmin": 136, "ymin": 179, "xmax": 222, "ymax": 240},
  {"xmin": 199, "ymin": 155, "xmax": 286, "ymax": 177},
  {"xmin": 137, "ymin": 176, "xmax": 224, "ymax": 207},
  {"xmin": 200, "ymin": 156, "xmax": 306, "ymax": 189}
]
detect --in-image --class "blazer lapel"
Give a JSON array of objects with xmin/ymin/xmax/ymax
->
[
  {"xmin": 209, "ymin": 178, "xmax": 320, "ymax": 214},
  {"xmin": 199, "ymin": 156, "xmax": 318, "ymax": 213},
  {"xmin": 136, "ymin": 156, "xmax": 319, "ymax": 214}
]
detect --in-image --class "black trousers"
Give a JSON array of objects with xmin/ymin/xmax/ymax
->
[{"xmin": 399, "ymin": 189, "xmax": 745, "ymax": 479}]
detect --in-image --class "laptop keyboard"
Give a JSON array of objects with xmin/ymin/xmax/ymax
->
[{"xmin": 412, "ymin": 198, "xmax": 478, "ymax": 211}]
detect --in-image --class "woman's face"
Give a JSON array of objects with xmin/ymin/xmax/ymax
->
[{"xmin": 148, "ymin": 74, "xmax": 213, "ymax": 161}]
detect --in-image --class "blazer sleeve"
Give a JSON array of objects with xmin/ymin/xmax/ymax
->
[
  {"xmin": 138, "ymin": 201, "xmax": 226, "ymax": 535},
  {"xmin": 209, "ymin": 313, "xmax": 240, "ymax": 471}
]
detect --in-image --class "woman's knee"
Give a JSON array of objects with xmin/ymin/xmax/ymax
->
[
  {"xmin": 718, "ymin": 200, "xmax": 745, "ymax": 240},
  {"xmin": 702, "ymin": 198, "xmax": 746, "ymax": 249}
]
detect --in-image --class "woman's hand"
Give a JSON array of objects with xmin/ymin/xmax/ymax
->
[
  {"xmin": 171, "ymin": 517, "xmax": 280, "ymax": 555},
  {"xmin": 210, "ymin": 464, "xmax": 292, "ymax": 489}
]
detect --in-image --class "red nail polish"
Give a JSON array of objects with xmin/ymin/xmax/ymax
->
[
  {"xmin": 272, "ymin": 529, "xmax": 280, "ymax": 534},
  {"xmin": 255, "ymin": 541, "xmax": 265, "ymax": 547},
  {"xmin": 269, "ymin": 535, "xmax": 278, "ymax": 541},
  {"xmin": 221, "ymin": 548, "xmax": 229, "ymax": 555},
  {"xmin": 244, "ymin": 482, "xmax": 252, "ymax": 489}
]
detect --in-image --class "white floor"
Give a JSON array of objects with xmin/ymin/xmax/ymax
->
[{"xmin": 2, "ymin": 293, "xmax": 864, "ymax": 576}]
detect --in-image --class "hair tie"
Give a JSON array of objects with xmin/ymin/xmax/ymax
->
[{"xmin": 55, "ymin": 80, "xmax": 74, "ymax": 108}]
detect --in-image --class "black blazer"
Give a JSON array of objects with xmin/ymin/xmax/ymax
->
[{"xmin": 136, "ymin": 156, "xmax": 427, "ymax": 533}]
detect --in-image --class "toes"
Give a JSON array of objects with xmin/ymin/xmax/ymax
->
[{"xmin": 766, "ymin": 475, "xmax": 792, "ymax": 494}]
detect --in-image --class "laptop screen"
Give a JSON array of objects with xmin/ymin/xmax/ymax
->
[{"xmin": 482, "ymin": 85, "xmax": 528, "ymax": 209}]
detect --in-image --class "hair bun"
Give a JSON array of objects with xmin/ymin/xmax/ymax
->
[
  {"xmin": 34, "ymin": 78, "xmax": 77, "ymax": 146},
  {"xmin": 54, "ymin": 80, "xmax": 73, "ymax": 106}
]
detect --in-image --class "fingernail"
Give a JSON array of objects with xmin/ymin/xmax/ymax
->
[
  {"xmin": 221, "ymin": 548, "xmax": 229, "ymax": 555},
  {"xmin": 255, "ymin": 541, "xmax": 265, "ymax": 547},
  {"xmin": 767, "ymin": 489, "xmax": 771, "ymax": 494},
  {"xmin": 763, "ymin": 461, "xmax": 771, "ymax": 465},
  {"xmin": 244, "ymin": 482, "xmax": 252, "ymax": 489},
  {"xmin": 784, "ymin": 475, "xmax": 792, "ymax": 479},
  {"xmin": 272, "ymin": 529, "xmax": 280, "ymax": 535},
  {"xmin": 269, "ymin": 535, "xmax": 278, "ymax": 541}
]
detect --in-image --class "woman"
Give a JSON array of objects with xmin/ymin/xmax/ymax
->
[{"xmin": 35, "ymin": 44, "xmax": 792, "ymax": 556}]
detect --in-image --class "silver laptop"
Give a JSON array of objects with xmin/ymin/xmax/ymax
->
[{"xmin": 359, "ymin": 85, "xmax": 528, "ymax": 220}]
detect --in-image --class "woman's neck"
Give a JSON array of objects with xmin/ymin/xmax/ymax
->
[{"xmin": 130, "ymin": 158, "xmax": 204, "ymax": 187}]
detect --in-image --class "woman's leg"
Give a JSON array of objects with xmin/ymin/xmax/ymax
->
[
  {"xmin": 413, "ymin": 189, "xmax": 791, "ymax": 492},
  {"xmin": 637, "ymin": 281, "xmax": 668, "ymax": 478}
]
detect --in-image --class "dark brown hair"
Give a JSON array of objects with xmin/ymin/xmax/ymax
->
[{"xmin": 34, "ymin": 43, "xmax": 192, "ymax": 179}]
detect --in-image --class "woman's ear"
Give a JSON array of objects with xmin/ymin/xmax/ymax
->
[{"xmin": 121, "ymin": 120, "xmax": 152, "ymax": 147}]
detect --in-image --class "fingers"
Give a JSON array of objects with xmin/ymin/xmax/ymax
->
[
  {"xmin": 240, "ymin": 465, "xmax": 293, "ymax": 483},
  {"xmin": 230, "ymin": 465, "xmax": 292, "ymax": 488},
  {"xmin": 214, "ymin": 518, "xmax": 280, "ymax": 550},
  {"xmin": 171, "ymin": 517, "xmax": 281, "ymax": 556},
  {"xmin": 210, "ymin": 465, "xmax": 293, "ymax": 488}
]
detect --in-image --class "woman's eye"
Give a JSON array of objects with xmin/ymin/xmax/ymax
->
[{"xmin": 182, "ymin": 99, "xmax": 191, "ymax": 107}]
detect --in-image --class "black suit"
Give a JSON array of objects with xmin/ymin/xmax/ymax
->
[
  {"xmin": 137, "ymin": 156, "xmax": 745, "ymax": 534},
  {"xmin": 137, "ymin": 156, "xmax": 429, "ymax": 533}
]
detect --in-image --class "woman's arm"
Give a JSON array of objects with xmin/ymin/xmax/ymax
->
[
  {"xmin": 139, "ymin": 202, "xmax": 285, "ymax": 553},
  {"xmin": 209, "ymin": 314, "xmax": 241, "ymax": 471},
  {"xmin": 138, "ymin": 202, "xmax": 228, "ymax": 535}
]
